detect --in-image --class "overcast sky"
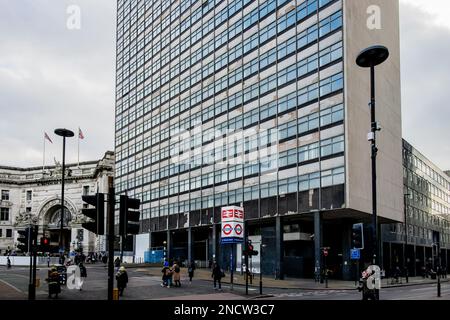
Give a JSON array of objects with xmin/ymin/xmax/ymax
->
[{"xmin": 0, "ymin": 0, "xmax": 449, "ymax": 171}]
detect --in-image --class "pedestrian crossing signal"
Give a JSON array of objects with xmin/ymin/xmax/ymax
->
[{"xmin": 352, "ymin": 223, "xmax": 364, "ymax": 250}]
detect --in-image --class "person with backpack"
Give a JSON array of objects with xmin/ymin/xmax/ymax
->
[
  {"xmin": 188, "ymin": 260, "xmax": 196, "ymax": 283},
  {"xmin": 211, "ymin": 262, "xmax": 224, "ymax": 290},
  {"xmin": 161, "ymin": 261, "xmax": 173, "ymax": 288},
  {"xmin": 173, "ymin": 262, "xmax": 181, "ymax": 287}
]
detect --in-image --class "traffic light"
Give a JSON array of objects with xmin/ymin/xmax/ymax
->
[
  {"xmin": 40, "ymin": 237, "xmax": 51, "ymax": 252},
  {"xmin": 81, "ymin": 193, "xmax": 105, "ymax": 235},
  {"xmin": 17, "ymin": 228, "xmax": 31, "ymax": 253},
  {"xmin": 352, "ymin": 223, "xmax": 364, "ymax": 249},
  {"xmin": 119, "ymin": 195, "xmax": 141, "ymax": 236},
  {"xmin": 244, "ymin": 240, "xmax": 258, "ymax": 256}
]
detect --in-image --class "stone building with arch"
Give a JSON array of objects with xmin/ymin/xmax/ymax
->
[{"xmin": 0, "ymin": 151, "xmax": 114, "ymax": 255}]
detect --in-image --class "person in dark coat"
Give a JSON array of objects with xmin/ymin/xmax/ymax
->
[
  {"xmin": 47, "ymin": 265, "xmax": 61, "ymax": 299},
  {"xmin": 188, "ymin": 261, "xmax": 196, "ymax": 283},
  {"xmin": 211, "ymin": 262, "xmax": 223, "ymax": 290},
  {"xmin": 114, "ymin": 257, "xmax": 121, "ymax": 271},
  {"xmin": 7, "ymin": 256, "xmax": 11, "ymax": 269},
  {"xmin": 78, "ymin": 262, "xmax": 87, "ymax": 291},
  {"xmin": 116, "ymin": 266, "xmax": 128, "ymax": 296}
]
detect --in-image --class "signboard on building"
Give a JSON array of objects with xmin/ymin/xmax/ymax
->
[{"xmin": 221, "ymin": 206, "xmax": 244, "ymax": 244}]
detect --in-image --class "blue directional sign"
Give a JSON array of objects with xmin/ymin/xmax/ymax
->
[{"xmin": 350, "ymin": 248, "xmax": 360, "ymax": 260}]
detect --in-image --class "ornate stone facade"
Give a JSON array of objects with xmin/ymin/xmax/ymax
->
[{"xmin": 0, "ymin": 151, "xmax": 114, "ymax": 255}]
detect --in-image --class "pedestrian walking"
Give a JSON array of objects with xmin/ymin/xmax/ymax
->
[
  {"xmin": 47, "ymin": 265, "xmax": 61, "ymax": 299},
  {"xmin": 7, "ymin": 256, "xmax": 11, "ymax": 269},
  {"xmin": 161, "ymin": 261, "xmax": 170, "ymax": 287},
  {"xmin": 211, "ymin": 262, "xmax": 224, "ymax": 290},
  {"xmin": 114, "ymin": 257, "xmax": 121, "ymax": 271},
  {"xmin": 78, "ymin": 262, "xmax": 87, "ymax": 291},
  {"xmin": 115, "ymin": 266, "xmax": 128, "ymax": 297},
  {"xmin": 47, "ymin": 255, "xmax": 50, "ymax": 268},
  {"xmin": 173, "ymin": 262, "xmax": 181, "ymax": 287},
  {"xmin": 188, "ymin": 261, "xmax": 196, "ymax": 283}
]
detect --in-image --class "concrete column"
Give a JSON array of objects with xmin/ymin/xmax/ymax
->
[
  {"xmin": 423, "ymin": 246, "xmax": 426, "ymax": 270},
  {"xmin": 148, "ymin": 231, "xmax": 152, "ymax": 251},
  {"xmin": 389, "ymin": 242, "xmax": 392, "ymax": 271},
  {"xmin": 275, "ymin": 216, "xmax": 284, "ymax": 280},
  {"xmin": 413, "ymin": 245, "xmax": 417, "ymax": 277},
  {"xmin": 212, "ymin": 224, "xmax": 217, "ymax": 260},
  {"xmin": 166, "ymin": 230, "xmax": 171, "ymax": 262},
  {"xmin": 188, "ymin": 227, "xmax": 193, "ymax": 263},
  {"xmin": 314, "ymin": 211, "xmax": 322, "ymax": 279},
  {"xmin": 341, "ymin": 223, "xmax": 352, "ymax": 280}
]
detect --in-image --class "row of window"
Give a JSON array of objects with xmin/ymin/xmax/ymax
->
[
  {"xmin": 134, "ymin": 134, "xmax": 343, "ymax": 201},
  {"xmin": 116, "ymin": 0, "xmax": 322, "ymax": 94},
  {"xmin": 115, "ymin": 74, "xmax": 343, "ymax": 181},
  {"xmin": 138, "ymin": 165, "xmax": 345, "ymax": 219},
  {"xmin": 1, "ymin": 190, "xmax": 33, "ymax": 201},
  {"xmin": 406, "ymin": 205, "xmax": 450, "ymax": 230},
  {"xmin": 405, "ymin": 186, "xmax": 449, "ymax": 216},
  {"xmin": 115, "ymin": 3, "xmax": 341, "ymax": 121},
  {"xmin": 0, "ymin": 228, "xmax": 13, "ymax": 238},
  {"xmin": 116, "ymin": 67, "xmax": 343, "ymax": 174},
  {"xmin": 403, "ymin": 147, "xmax": 450, "ymax": 191}
]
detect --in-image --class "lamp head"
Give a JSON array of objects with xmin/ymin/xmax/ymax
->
[{"xmin": 356, "ymin": 45, "xmax": 389, "ymax": 68}]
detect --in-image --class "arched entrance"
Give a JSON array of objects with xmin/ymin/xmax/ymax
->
[{"xmin": 38, "ymin": 198, "xmax": 77, "ymax": 254}]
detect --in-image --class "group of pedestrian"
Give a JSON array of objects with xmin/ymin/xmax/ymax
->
[{"xmin": 160, "ymin": 260, "xmax": 196, "ymax": 288}]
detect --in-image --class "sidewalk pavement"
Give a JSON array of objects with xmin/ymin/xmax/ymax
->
[
  {"xmin": 0, "ymin": 279, "xmax": 26, "ymax": 300},
  {"xmin": 134, "ymin": 266, "xmax": 449, "ymax": 291}
]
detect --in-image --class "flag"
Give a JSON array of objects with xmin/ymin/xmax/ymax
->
[
  {"xmin": 44, "ymin": 132, "xmax": 53, "ymax": 144},
  {"xmin": 79, "ymin": 127, "xmax": 84, "ymax": 140}
]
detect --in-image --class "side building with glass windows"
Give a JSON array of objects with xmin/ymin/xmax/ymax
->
[
  {"xmin": 381, "ymin": 140, "xmax": 450, "ymax": 277},
  {"xmin": 114, "ymin": 0, "xmax": 403, "ymax": 279}
]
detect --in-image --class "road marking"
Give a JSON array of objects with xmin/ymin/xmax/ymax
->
[{"xmin": 0, "ymin": 278, "xmax": 23, "ymax": 294}]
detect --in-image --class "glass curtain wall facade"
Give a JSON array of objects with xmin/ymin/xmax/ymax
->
[
  {"xmin": 115, "ymin": 0, "xmax": 346, "ymax": 228},
  {"xmin": 382, "ymin": 140, "xmax": 450, "ymax": 277}
]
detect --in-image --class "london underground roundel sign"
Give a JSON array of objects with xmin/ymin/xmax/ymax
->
[
  {"xmin": 222, "ymin": 224, "xmax": 233, "ymax": 236},
  {"xmin": 234, "ymin": 223, "xmax": 243, "ymax": 236}
]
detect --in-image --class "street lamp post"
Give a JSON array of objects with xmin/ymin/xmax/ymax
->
[
  {"xmin": 54, "ymin": 128, "xmax": 74, "ymax": 259},
  {"xmin": 404, "ymin": 193, "xmax": 411, "ymax": 283},
  {"xmin": 356, "ymin": 46, "xmax": 389, "ymax": 267},
  {"xmin": 259, "ymin": 243, "xmax": 267, "ymax": 295}
]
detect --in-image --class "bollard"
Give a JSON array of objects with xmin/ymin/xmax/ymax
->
[{"xmin": 113, "ymin": 288, "xmax": 119, "ymax": 300}]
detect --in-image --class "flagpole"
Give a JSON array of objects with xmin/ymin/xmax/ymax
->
[
  {"xmin": 43, "ymin": 134, "xmax": 46, "ymax": 173},
  {"xmin": 78, "ymin": 128, "xmax": 80, "ymax": 167}
]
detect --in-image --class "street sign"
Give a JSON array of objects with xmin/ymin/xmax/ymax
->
[
  {"xmin": 221, "ymin": 206, "xmax": 244, "ymax": 244},
  {"xmin": 351, "ymin": 248, "xmax": 360, "ymax": 260}
]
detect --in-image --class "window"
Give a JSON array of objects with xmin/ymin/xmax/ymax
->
[
  {"xmin": 26, "ymin": 207, "xmax": 31, "ymax": 213},
  {"xmin": 279, "ymin": 149, "xmax": 297, "ymax": 167},
  {"xmin": 6, "ymin": 229, "xmax": 12, "ymax": 238},
  {"xmin": 0, "ymin": 208, "xmax": 9, "ymax": 221},
  {"xmin": 299, "ymin": 172, "xmax": 320, "ymax": 191},
  {"xmin": 0, "ymin": 229, "xmax": 2, "ymax": 237},
  {"xmin": 83, "ymin": 186, "xmax": 90, "ymax": 196},
  {"xmin": 299, "ymin": 142, "xmax": 319, "ymax": 162},
  {"xmin": 1, "ymin": 190, "xmax": 9, "ymax": 201},
  {"xmin": 26, "ymin": 190, "xmax": 32, "ymax": 201},
  {"xmin": 321, "ymin": 135, "xmax": 345, "ymax": 157},
  {"xmin": 321, "ymin": 167, "xmax": 345, "ymax": 187},
  {"xmin": 320, "ymin": 104, "xmax": 344, "ymax": 126}
]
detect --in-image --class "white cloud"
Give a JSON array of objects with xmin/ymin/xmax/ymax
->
[{"xmin": 401, "ymin": 0, "xmax": 450, "ymax": 30}]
